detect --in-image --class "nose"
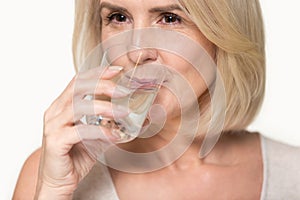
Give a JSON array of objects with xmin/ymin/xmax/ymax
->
[{"xmin": 127, "ymin": 47, "xmax": 159, "ymax": 65}]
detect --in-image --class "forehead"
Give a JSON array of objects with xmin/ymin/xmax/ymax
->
[{"xmin": 99, "ymin": 0, "xmax": 181, "ymax": 9}]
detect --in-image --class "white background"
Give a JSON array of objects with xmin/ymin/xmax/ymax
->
[{"xmin": 0, "ymin": 0, "xmax": 299, "ymax": 199}]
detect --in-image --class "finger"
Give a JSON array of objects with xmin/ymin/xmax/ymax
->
[
  {"xmin": 73, "ymin": 79, "xmax": 116, "ymax": 99},
  {"xmin": 44, "ymin": 76, "xmax": 77, "ymax": 120},
  {"xmin": 45, "ymin": 66, "xmax": 123, "ymax": 118},
  {"xmin": 43, "ymin": 123, "xmax": 114, "ymax": 155},
  {"xmin": 77, "ymin": 65, "xmax": 123, "ymax": 80},
  {"xmin": 63, "ymin": 126, "xmax": 83, "ymax": 145},
  {"xmin": 46, "ymin": 99, "xmax": 130, "ymax": 126},
  {"xmin": 75, "ymin": 124, "xmax": 115, "ymax": 141},
  {"xmin": 73, "ymin": 100, "xmax": 130, "ymax": 123},
  {"xmin": 45, "ymin": 66, "xmax": 124, "ymax": 123},
  {"xmin": 42, "ymin": 125, "xmax": 81, "ymax": 151},
  {"xmin": 73, "ymin": 80, "xmax": 132, "ymax": 102}
]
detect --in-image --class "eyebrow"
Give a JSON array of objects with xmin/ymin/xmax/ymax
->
[
  {"xmin": 99, "ymin": 2, "xmax": 183, "ymax": 13},
  {"xmin": 149, "ymin": 4, "xmax": 183, "ymax": 13},
  {"xmin": 99, "ymin": 2, "xmax": 128, "ymax": 13}
]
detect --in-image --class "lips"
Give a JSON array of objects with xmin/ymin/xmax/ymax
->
[{"xmin": 125, "ymin": 75, "xmax": 161, "ymax": 89}]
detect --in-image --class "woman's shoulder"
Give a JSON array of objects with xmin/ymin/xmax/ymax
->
[
  {"xmin": 13, "ymin": 148, "xmax": 41, "ymax": 199},
  {"xmin": 260, "ymin": 134, "xmax": 300, "ymax": 199}
]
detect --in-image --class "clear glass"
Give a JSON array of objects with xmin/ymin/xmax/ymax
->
[
  {"xmin": 110, "ymin": 65, "xmax": 166, "ymax": 142},
  {"xmin": 84, "ymin": 50, "xmax": 167, "ymax": 143}
]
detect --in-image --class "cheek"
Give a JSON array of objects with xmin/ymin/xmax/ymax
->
[
  {"xmin": 161, "ymin": 53, "xmax": 208, "ymax": 98},
  {"xmin": 101, "ymin": 27, "xmax": 122, "ymax": 42},
  {"xmin": 187, "ymin": 71, "xmax": 208, "ymax": 97},
  {"xmin": 101, "ymin": 25, "xmax": 134, "ymax": 43}
]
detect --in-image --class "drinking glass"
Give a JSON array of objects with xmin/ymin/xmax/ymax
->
[{"xmin": 84, "ymin": 49, "xmax": 167, "ymax": 143}]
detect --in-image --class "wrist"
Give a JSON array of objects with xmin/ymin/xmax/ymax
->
[{"xmin": 35, "ymin": 183, "xmax": 74, "ymax": 200}]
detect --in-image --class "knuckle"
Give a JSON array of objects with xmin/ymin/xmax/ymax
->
[
  {"xmin": 44, "ymin": 134, "xmax": 61, "ymax": 150},
  {"xmin": 43, "ymin": 123, "xmax": 54, "ymax": 137},
  {"xmin": 96, "ymin": 81, "xmax": 114, "ymax": 96},
  {"xmin": 43, "ymin": 128, "xmax": 67, "ymax": 148},
  {"xmin": 43, "ymin": 108, "xmax": 52, "ymax": 122}
]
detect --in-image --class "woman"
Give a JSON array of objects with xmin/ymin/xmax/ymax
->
[{"xmin": 13, "ymin": 0, "xmax": 300, "ymax": 199}]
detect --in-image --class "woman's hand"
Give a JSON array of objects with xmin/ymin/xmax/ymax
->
[{"xmin": 35, "ymin": 66, "xmax": 125, "ymax": 200}]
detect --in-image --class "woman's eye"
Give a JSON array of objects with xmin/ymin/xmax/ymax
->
[
  {"xmin": 107, "ymin": 13, "xmax": 129, "ymax": 23},
  {"xmin": 160, "ymin": 13, "xmax": 182, "ymax": 25}
]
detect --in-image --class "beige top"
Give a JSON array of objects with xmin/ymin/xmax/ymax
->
[{"xmin": 73, "ymin": 135, "xmax": 300, "ymax": 200}]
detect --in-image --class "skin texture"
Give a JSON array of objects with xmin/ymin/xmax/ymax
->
[{"xmin": 13, "ymin": 0, "xmax": 263, "ymax": 199}]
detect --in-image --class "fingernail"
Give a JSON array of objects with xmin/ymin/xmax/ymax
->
[{"xmin": 108, "ymin": 66, "xmax": 124, "ymax": 71}]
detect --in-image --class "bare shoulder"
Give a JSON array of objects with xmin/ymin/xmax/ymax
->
[{"xmin": 13, "ymin": 148, "xmax": 41, "ymax": 200}]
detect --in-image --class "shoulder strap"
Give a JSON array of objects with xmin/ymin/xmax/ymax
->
[{"xmin": 260, "ymin": 135, "xmax": 300, "ymax": 199}]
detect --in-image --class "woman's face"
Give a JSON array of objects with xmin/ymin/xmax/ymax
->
[{"xmin": 99, "ymin": 0, "xmax": 215, "ymax": 120}]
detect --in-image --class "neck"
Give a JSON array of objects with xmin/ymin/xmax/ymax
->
[
  {"xmin": 114, "ymin": 127, "xmax": 210, "ymax": 170},
  {"xmin": 116, "ymin": 131, "xmax": 248, "ymax": 169}
]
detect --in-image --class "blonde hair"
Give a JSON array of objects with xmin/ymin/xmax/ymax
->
[{"xmin": 72, "ymin": 0, "xmax": 265, "ymax": 132}]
